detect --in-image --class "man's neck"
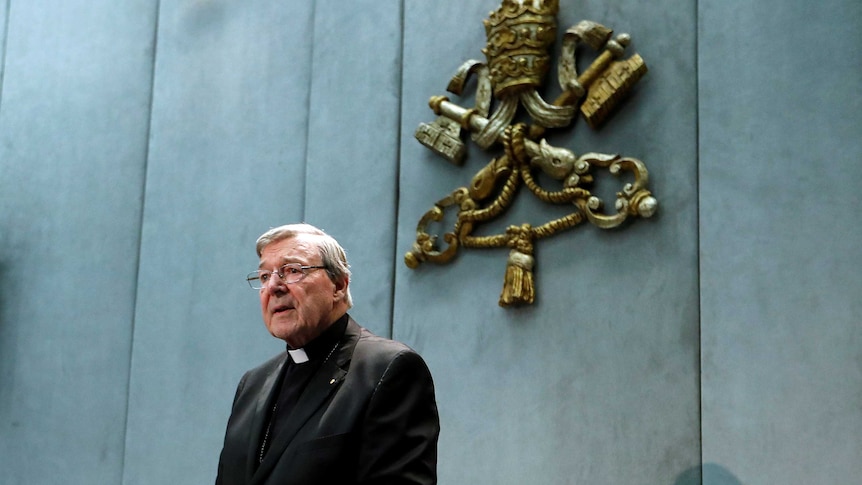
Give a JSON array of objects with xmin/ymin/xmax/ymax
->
[{"xmin": 285, "ymin": 313, "xmax": 349, "ymax": 361}]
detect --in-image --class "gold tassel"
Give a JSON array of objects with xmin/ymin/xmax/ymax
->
[
  {"xmin": 499, "ymin": 249, "xmax": 535, "ymax": 306},
  {"xmin": 499, "ymin": 224, "xmax": 535, "ymax": 306}
]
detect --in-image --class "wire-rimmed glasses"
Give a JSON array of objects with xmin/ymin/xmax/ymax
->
[{"xmin": 247, "ymin": 263, "xmax": 326, "ymax": 289}]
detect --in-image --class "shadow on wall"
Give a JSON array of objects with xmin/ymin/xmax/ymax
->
[{"xmin": 674, "ymin": 463, "xmax": 744, "ymax": 485}]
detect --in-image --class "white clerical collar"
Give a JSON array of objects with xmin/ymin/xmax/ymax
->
[{"xmin": 287, "ymin": 348, "xmax": 309, "ymax": 364}]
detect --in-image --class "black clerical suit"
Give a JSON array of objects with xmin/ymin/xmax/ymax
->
[{"xmin": 216, "ymin": 314, "xmax": 439, "ymax": 485}]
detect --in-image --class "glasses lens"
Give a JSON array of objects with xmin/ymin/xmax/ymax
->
[
  {"xmin": 247, "ymin": 264, "xmax": 313, "ymax": 288},
  {"xmin": 279, "ymin": 263, "xmax": 303, "ymax": 284}
]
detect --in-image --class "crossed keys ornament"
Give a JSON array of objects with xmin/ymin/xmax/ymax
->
[{"xmin": 405, "ymin": 0, "xmax": 658, "ymax": 307}]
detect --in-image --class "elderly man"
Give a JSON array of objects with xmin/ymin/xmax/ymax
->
[{"xmin": 216, "ymin": 223, "xmax": 439, "ymax": 485}]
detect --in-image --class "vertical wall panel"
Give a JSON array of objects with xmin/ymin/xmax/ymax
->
[
  {"xmin": 699, "ymin": 0, "xmax": 862, "ymax": 483},
  {"xmin": 304, "ymin": 0, "xmax": 403, "ymax": 336},
  {"xmin": 121, "ymin": 1, "xmax": 314, "ymax": 483},
  {"xmin": 397, "ymin": 0, "xmax": 700, "ymax": 483},
  {"xmin": 0, "ymin": 1, "xmax": 156, "ymax": 483}
]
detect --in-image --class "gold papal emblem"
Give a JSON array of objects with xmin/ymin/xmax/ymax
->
[{"xmin": 406, "ymin": 0, "xmax": 658, "ymax": 307}]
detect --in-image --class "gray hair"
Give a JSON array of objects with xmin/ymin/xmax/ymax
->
[{"xmin": 256, "ymin": 223, "xmax": 353, "ymax": 308}]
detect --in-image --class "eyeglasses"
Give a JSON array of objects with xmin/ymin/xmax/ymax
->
[{"xmin": 246, "ymin": 263, "xmax": 326, "ymax": 289}]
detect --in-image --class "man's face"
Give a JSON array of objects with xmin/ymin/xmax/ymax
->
[{"xmin": 257, "ymin": 235, "xmax": 347, "ymax": 348}]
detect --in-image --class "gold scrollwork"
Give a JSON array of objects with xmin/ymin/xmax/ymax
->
[{"xmin": 407, "ymin": 0, "xmax": 658, "ymax": 307}]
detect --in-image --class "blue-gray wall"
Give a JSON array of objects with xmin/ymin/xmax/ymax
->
[{"xmin": 0, "ymin": 1, "xmax": 858, "ymax": 484}]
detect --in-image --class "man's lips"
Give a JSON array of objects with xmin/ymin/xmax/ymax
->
[{"xmin": 272, "ymin": 304, "xmax": 294, "ymax": 314}]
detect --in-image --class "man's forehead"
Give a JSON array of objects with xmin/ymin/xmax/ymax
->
[{"xmin": 258, "ymin": 237, "xmax": 319, "ymax": 265}]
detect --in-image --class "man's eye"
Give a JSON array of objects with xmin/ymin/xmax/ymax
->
[
  {"xmin": 287, "ymin": 266, "xmax": 301, "ymax": 274},
  {"xmin": 259, "ymin": 273, "xmax": 270, "ymax": 282}
]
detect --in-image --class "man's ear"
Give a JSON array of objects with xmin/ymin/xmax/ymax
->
[{"xmin": 333, "ymin": 276, "xmax": 349, "ymax": 300}]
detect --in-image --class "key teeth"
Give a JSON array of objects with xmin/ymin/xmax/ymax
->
[{"xmin": 415, "ymin": 118, "xmax": 467, "ymax": 165}]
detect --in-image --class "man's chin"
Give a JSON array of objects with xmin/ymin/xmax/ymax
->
[{"xmin": 266, "ymin": 319, "xmax": 297, "ymax": 341}]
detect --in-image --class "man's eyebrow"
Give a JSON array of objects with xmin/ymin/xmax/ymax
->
[{"xmin": 258, "ymin": 258, "xmax": 302, "ymax": 269}]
